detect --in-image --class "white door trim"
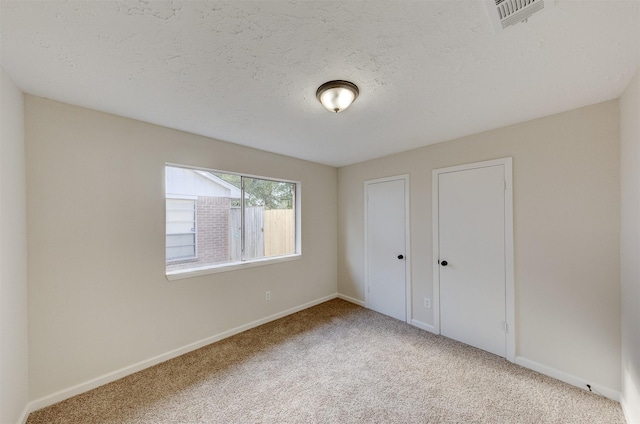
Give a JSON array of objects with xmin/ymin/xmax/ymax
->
[
  {"xmin": 432, "ymin": 158, "xmax": 514, "ymax": 362},
  {"xmin": 364, "ymin": 174, "xmax": 412, "ymax": 323}
]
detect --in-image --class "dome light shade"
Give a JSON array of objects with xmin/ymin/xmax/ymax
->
[{"xmin": 316, "ymin": 80, "xmax": 359, "ymax": 113}]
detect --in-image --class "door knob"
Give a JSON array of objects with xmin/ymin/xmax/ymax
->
[
  {"xmin": 440, "ymin": 260, "xmax": 448, "ymax": 266},
  {"xmin": 397, "ymin": 255, "xmax": 404, "ymax": 260}
]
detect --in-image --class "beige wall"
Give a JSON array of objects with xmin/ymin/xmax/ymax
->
[
  {"xmin": 338, "ymin": 101, "xmax": 621, "ymax": 392},
  {"xmin": 0, "ymin": 68, "xmax": 29, "ymax": 423},
  {"xmin": 25, "ymin": 96, "xmax": 337, "ymax": 401},
  {"xmin": 620, "ymin": 68, "xmax": 640, "ymax": 422},
  {"xmin": 19, "ymin": 89, "xmax": 630, "ymax": 408}
]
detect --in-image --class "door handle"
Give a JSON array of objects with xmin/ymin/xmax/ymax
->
[
  {"xmin": 397, "ymin": 255, "xmax": 404, "ymax": 260},
  {"xmin": 440, "ymin": 260, "xmax": 448, "ymax": 266}
]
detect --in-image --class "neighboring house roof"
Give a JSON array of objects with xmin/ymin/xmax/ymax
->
[
  {"xmin": 195, "ymin": 171, "xmax": 244, "ymax": 199},
  {"xmin": 166, "ymin": 166, "xmax": 245, "ymax": 199}
]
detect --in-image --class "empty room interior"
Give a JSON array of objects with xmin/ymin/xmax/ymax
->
[{"xmin": 1, "ymin": 1, "xmax": 639, "ymax": 423}]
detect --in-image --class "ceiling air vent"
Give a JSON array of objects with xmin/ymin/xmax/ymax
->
[{"xmin": 485, "ymin": 0, "xmax": 551, "ymax": 30}]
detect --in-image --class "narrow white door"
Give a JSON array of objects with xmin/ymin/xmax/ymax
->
[
  {"xmin": 366, "ymin": 177, "xmax": 408, "ymax": 322},
  {"xmin": 438, "ymin": 164, "xmax": 507, "ymax": 357}
]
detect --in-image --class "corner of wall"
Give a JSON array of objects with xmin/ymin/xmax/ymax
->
[
  {"xmin": 0, "ymin": 67, "xmax": 29, "ymax": 424},
  {"xmin": 619, "ymin": 67, "xmax": 640, "ymax": 424}
]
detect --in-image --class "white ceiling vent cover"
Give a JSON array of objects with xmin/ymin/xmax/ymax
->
[{"xmin": 485, "ymin": 0, "xmax": 553, "ymax": 30}]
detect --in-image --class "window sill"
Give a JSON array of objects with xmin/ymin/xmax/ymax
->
[
  {"xmin": 166, "ymin": 257, "xmax": 198, "ymax": 264},
  {"xmin": 165, "ymin": 253, "xmax": 302, "ymax": 281}
]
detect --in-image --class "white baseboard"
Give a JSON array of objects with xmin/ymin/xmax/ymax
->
[
  {"xmin": 26, "ymin": 293, "xmax": 338, "ymax": 415},
  {"xmin": 515, "ymin": 356, "xmax": 620, "ymax": 403},
  {"xmin": 411, "ymin": 319, "xmax": 438, "ymax": 334},
  {"xmin": 27, "ymin": 296, "xmax": 625, "ymax": 420},
  {"xmin": 621, "ymin": 372, "xmax": 640, "ymax": 424},
  {"xmin": 621, "ymin": 396, "xmax": 636, "ymax": 424},
  {"xmin": 337, "ymin": 293, "xmax": 365, "ymax": 307},
  {"xmin": 19, "ymin": 403, "xmax": 30, "ymax": 424}
]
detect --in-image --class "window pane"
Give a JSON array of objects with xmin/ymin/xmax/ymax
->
[
  {"xmin": 169, "ymin": 201, "xmax": 196, "ymax": 210},
  {"xmin": 166, "ymin": 165, "xmax": 298, "ymax": 275},
  {"xmin": 166, "ymin": 244, "xmax": 195, "ymax": 261},
  {"xmin": 168, "ymin": 208, "xmax": 196, "ymax": 222},
  {"xmin": 166, "ymin": 233, "xmax": 195, "ymax": 248},
  {"xmin": 166, "ymin": 166, "xmax": 236, "ymax": 272},
  {"xmin": 166, "ymin": 200, "xmax": 195, "ymax": 235},
  {"xmin": 166, "ymin": 222, "xmax": 195, "ymax": 234},
  {"xmin": 243, "ymin": 177, "xmax": 295, "ymax": 260},
  {"xmin": 166, "ymin": 198, "xmax": 196, "ymax": 263}
]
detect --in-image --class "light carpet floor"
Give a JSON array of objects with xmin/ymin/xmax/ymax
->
[{"xmin": 27, "ymin": 299, "xmax": 625, "ymax": 423}]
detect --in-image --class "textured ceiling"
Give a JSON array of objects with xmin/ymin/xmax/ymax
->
[{"xmin": 1, "ymin": 1, "xmax": 638, "ymax": 167}]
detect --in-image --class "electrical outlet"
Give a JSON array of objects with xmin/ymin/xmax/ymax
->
[
  {"xmin": 265, "ymin": 291, "xmax": 271, "ymax": 301},
  {"xmin": 424, "ymin": 297, "xmax": 431, "ymax": 308}
]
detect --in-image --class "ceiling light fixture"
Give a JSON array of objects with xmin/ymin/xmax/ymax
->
[{"xmin": 316, "ymin": 80, "xmax": 359, "ymax": 113}]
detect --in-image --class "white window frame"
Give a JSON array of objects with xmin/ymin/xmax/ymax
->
[{"xmin": 165, "ymin": 163, "xmax": 302, "ymax": 281}]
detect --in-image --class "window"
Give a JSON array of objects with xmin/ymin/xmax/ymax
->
[
  {"xmin": 165, "ymin": 165, "xmax": 300, "ymax": 278},
  {"xmin": 166, "ymin": 198, "xmax": 196, "ymax": 261}
]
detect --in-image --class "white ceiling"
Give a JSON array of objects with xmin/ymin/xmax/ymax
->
[{"xmin": 1, "ymin": 1, "xmax": 638, "ymax": 167}]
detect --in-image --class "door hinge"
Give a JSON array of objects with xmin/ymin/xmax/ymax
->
[
  {"xmin": 503, "ymin": 321, "xmax": 509, "ymax": 333},
  {"xmin": 504, "ymin": 180, "xmax": 507, "ymax": 191}
]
